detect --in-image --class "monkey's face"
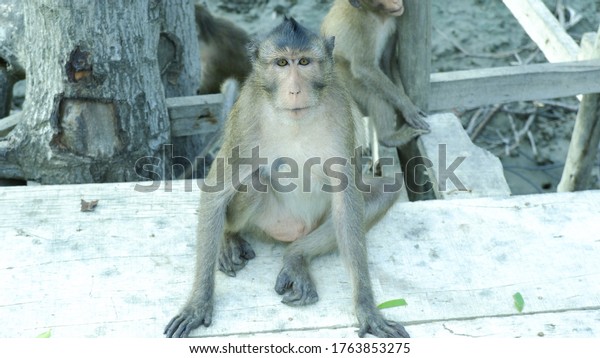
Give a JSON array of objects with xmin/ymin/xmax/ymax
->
[
  {"xmin": 356, "ymin": 0, "xmax": 404, "ymax": 17},
  {"xmin": 250, "ymin": 17, "xmax": 336, "ymax": 119},
  {"xmin": 261, "ymin": 51, "xmax": 328, "ymax": 119}
]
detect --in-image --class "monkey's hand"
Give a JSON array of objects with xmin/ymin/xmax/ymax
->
[
  {"xmin": 218, "ymin": 234, "xmax": 256, "ymax": 277},
  {"xmin": 164, "ymin": 301, "xmax": 213, "ymax": 338},
  {"xmin": 274, "ymin": 256, "xmax": 319, "ymax": 306},
  {"xmin": 400, "ymin": 102, "xmax": 430, "ymax": 132},
  {"xmin": 380, "ymin": 124, "xmax": 429, "ymax": 148},
  {"xmin": 356, "ymin": 307, "xmax": 410, "ymax": 338}
]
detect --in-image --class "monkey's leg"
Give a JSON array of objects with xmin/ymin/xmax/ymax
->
[
  {"xmin": 218, "ymin": 233, "xmax": 256, "ymax": 277},
  {"xmin": 274, "ymin": 177, "xmax": 401, "ymax": 308},
  {"xmin": 274, "ymin": 222, "xmax": 336, "ymax": 306}
]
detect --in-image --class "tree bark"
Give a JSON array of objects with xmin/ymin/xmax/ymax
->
[
  {"xmin": 5, "ymin": 0, "xmax": 172, "ymax": 184},
  {"xmin": 157, "ymin": 0, "xmax": 204, "ymax": 178}
]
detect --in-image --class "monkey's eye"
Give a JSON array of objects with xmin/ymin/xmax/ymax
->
[
  {"xmin": 276, "ymin": 59, "xmax": 289, "ymax": 67},
  {"xmin": 298, "ymin": 58, "xmax": 311, "ymax": 66}
]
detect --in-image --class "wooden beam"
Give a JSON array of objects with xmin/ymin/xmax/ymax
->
[
  {"xmin": 2, "ymin": 181, "xmax": 600, "ymax": 337},
  {"xmin": 558, "ymin": 30, "xmax": 600, "ymax": 192},
  {"xmin": 0, "ymin": 112, "xmax": 20, "ymax": 137},
  {"xmin": 397, "ymin": 0, "xmax": 432, "ymax": 200},
  {"xmin": 165, "ymin": 94, "xmax": 223, "ymax": 138},
  {"xmin": 417, "ymin": 113, "xmax": 510, "ymax": 199},
  {"xmin": 429, "ymin": 59, "xmax": 600, "ymax": 111},
  {"xmin": 397, "ymin": 0, "xmax": 431, "ymax": 109},
  {"xmin": 503, "ymin": 0, "xmax": 579, "ymax": 62}
]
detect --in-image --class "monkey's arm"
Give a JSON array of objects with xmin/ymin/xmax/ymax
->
[
  {"xmin": 163, "ymin": 152, "xmax": 237, "ymax": 337},
  {"xmin": 164, "ymin": 112, "xmax": 256, "ymax": 338},
  {"xmin": 349, "ymin": 50, "xmax": 428, "ymax": 131}
]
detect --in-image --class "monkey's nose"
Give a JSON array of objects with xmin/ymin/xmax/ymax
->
[{"xmin": 289, "ymin": 89, "xmax": 301, "ymax": 95}]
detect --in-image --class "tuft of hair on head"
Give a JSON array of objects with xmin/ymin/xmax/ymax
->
[
  {"xmin": 349, "ymin": 0, "xmax": 362, "ymax": 9},
  {"xmin": 249, "ymin": 17, "xmax": 334, "ymax": 64}
]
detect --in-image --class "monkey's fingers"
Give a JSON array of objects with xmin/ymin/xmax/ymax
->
[
  {"xmin": 380, "ymin": 125, "xmax": 429, "ymax": 147},
  {"xmin": 164, "ymin": 314, "xmax": 193, "ymax": 338},
  {"xmin": 406, "ymin": 115, "xmax": 430, "ymax": 131},
  {"xmin": 164, "ymin": 305, "xmax": 213, "ymax": 338},
  {"xmin": 275, "ymin": 265, "xmax": 319, "ymax": 306},
  {"xmin": 357, "ymin": 318, "xmax": 410, "ymax": 338},
  {"xmin": 218, "ymin": 235, "xmax": 256, "ymax": 276},
  {"xmin": 402, "ymin": 106, "xmax": 430, "ymax": 131}
]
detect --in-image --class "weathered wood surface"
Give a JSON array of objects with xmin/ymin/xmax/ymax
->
[
  {"xmin": 417, "ymin": 113, "xmax": 510, "ymax": 199},
  {"xmin": 558, "ymin": 30, "xmax": 600, "ymax": 192},
  {"xmin": 502, "ymin": 0, "xmax": 579, "ymax": 62},
  {"xmin": 166, "ymin": 94, "xmax": 223, "ymax": 138},
  {"xmin": 0, "ymin": 112, "xmax": 20, "ymax": 137},
  {"xmin": 397, "ymin": 0, "xmax": 431, "ymax": 110},
  {"xmin": 1, "ymin": 181, "xmax": 599, "ymax": 338},
  {"xmin": 429, "ymin": 59, "xmax": 600, "ymax": 111}
]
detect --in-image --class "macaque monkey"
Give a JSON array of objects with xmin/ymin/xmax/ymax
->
[
  {"xmin": 195, "ymin": 3, "xmax": 251, "ymax": 94},
  {"xmin": 164, "ymin": 17, "xmax": 410, "ymax": 338},
  {"xmin": 321, "ymin": 0, "xmax": 430, "ymax": 147}
]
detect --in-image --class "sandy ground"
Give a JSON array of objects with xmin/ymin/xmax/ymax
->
[{"xmin": 211, "ymin": 0, "xmax": 600, "ymax": 195}]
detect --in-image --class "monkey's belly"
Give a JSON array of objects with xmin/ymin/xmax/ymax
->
[
  {"xmin": 253, "ymin": 191, "xmax": 329, "ymax": 242},
  {"xmin": 262, "ymin": 218, "xmax": 310, "ymax": 242}
]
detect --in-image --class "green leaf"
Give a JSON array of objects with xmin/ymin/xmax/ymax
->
[
  {"xmin": 377, "ymin": 298, "xmax": 408, "ymax": 309},
  {"xmin": 513, "ymin": 292, "xmax": 525, "ymax": 312},
  {"xmin": 36, "ymin": 330, "xmax": 52, "ymax": 338}
]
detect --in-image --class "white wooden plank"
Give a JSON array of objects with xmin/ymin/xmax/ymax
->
[
  {"xmin": 429, "ymin": 59, "xmax": 600, "ymax": 111},
  {"xmin": 1, "ymin": 182, "xmax": 599, "ymax": 338},
  {"xmin": 417, "ymin": 113, "xmax": 510, "ymax": 199},
  {"xmin": 228, "ymin": 310, "xmax": 600, "ymax": 338},
  {"xmin": 502, "ymin": 0, "xmax": 579, "ymax": 62}
]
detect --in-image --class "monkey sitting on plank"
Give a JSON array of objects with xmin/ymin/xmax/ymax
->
[
  {"xmin": 195, "ymin": 3, "xmax": 251, "ymax": 94},
  {"xmin": 164, "ymin": 17, "xmax": 410, "ymax": 338},
  {"xmin": 322, "ymin": 0, "xmax": 430, "ymax": 147}
]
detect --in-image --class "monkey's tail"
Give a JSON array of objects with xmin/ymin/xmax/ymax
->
[{"xmin": 220, "ymin": 78, "xmax": 240, "ymax": 123}]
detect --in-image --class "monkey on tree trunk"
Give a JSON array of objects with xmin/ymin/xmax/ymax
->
[
  {"xmin": 322, "ymin": 0, "xmax": 430, "ymax": 147},
  {"xmin": 164, "ymin": 17, "xmax": 410, "ymax": 338},
  {"xmin": 195, "ymin": 3, "xmax": 251, "ymax": 94}
]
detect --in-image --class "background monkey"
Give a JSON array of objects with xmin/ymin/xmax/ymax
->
[
  {"xmin": 195, "ymin": 3, "xmax": 251, "ymax": 94},
  {"xmin": 321, "ymin": 0, "xmax": 430, "ymax": 147},
  {"xmin": 165, "ymin": 17, "xmax": 410, "ymax": 338}
]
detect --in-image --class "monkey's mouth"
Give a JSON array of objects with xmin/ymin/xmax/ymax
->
[
  {"xmin": 285, "ymin": 107, "xmax": 311, "ymax": 115},
  {"xmin": 389, "ymin": 6, "xmax": 404, "ymax": 16}
]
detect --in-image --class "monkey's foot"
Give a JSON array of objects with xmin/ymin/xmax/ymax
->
[
  {"xmin": 219, "ymin": 234, "xmax": 256, "ymax": 277},
  {"xmin": 274, "ymin": 257, "xmax": 318, "ymax": 306},
  {"xmin": 164, "ymin": 302, "xmax": 213, "ymax": 338},
  {"xmin": 380, "ymin": 124, "xmax": 429, "ymax": 147},
  {"xmin": 356, "ymin": 308, "xmax": 410, "ymax": 338}
]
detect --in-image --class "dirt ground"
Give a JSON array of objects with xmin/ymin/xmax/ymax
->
[{"xmin": 211, "ymin": 0, "xmax": 600, "ymax": 195}]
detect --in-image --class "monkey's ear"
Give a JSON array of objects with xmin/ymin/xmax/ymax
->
[
  {"xmin": 349, "ymin": 0, "xmax": 362, "ymax": 9},
  {"xmin": 325, "ymin": 36, "xmax": 335, "ymax": 56}
]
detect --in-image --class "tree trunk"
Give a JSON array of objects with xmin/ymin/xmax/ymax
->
[
  {"xmin": 157, "ymin": 0, "xmax": 204, "ymax": 178},
  {"xmin": 5, "ymin": 0, "xmax": 171, "ymax": 184}
]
